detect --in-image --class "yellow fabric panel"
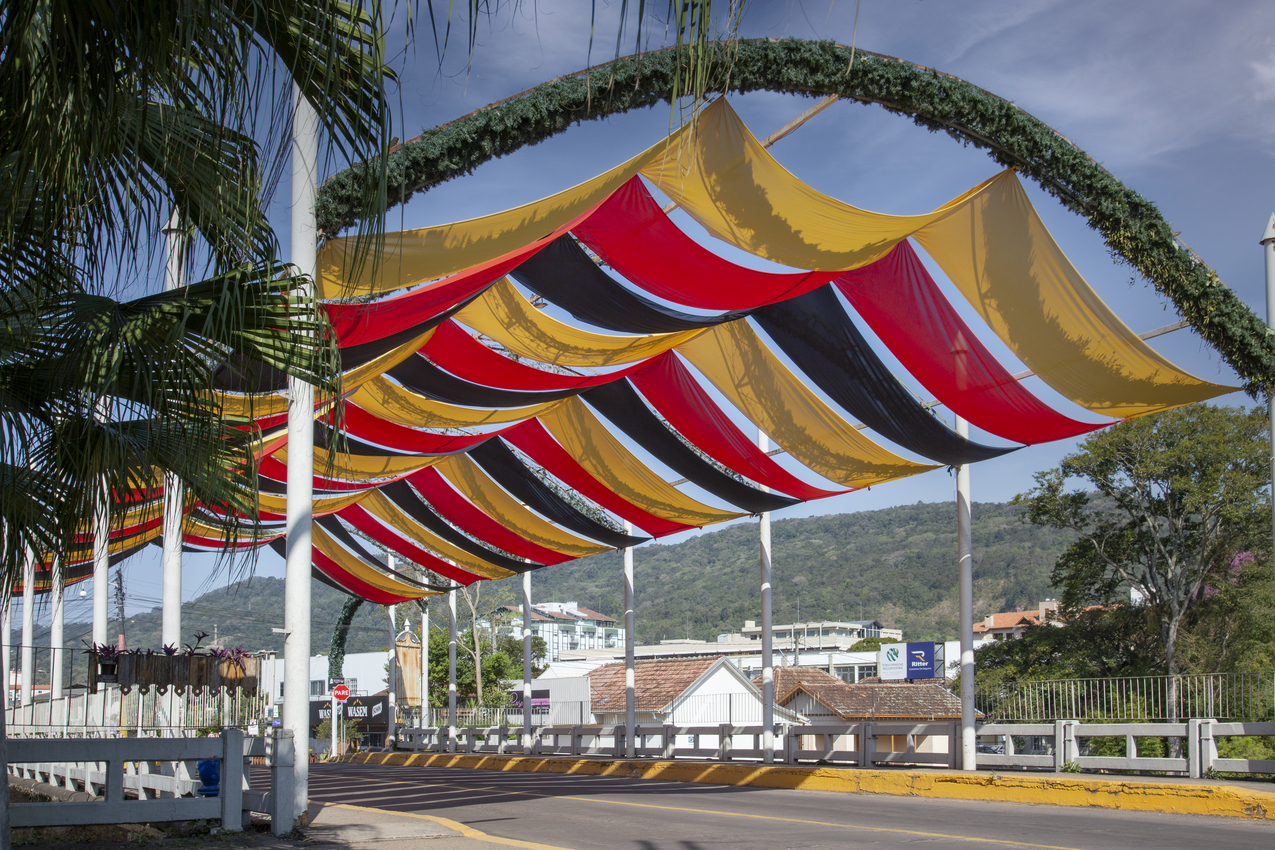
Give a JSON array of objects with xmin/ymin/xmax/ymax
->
[
  {"xmin": 312, "ymin": 524, "xmax": 438, "ymax": 599},
  {"xmin": 538, "ymin": 397, "xmax": 745, "ymax": 527},
  {"xmin": 454, "ymin": 278, "xmax": 705, "ymax": 367},
  {"xmin": 257, "ymin": 489, "xmax": 370, "ymax": 517},
  {"xmin": 212, "ymin": 328, "xmax": 434, "ymax": 421},
  {"xmin": 182, "ymin": 516, "xmax": 276, "ymax": 543},
  {"xmin": 348, "ymin": 376, "xmax": 563, "ymax": 429},
  {"xmin": 911, "ymin": 174, "xmax": 1234, "ymax": 417},
  {"xmin": 359, "ymin": 491, "xmax": 515, "ymax": 580},
  {"xmin": 677, "ymin": 322, "xmax": 938, "ymax": 488},
  {"xmin": 317, "ymin": 124, "xmax": 696, "ymax": 298},
  {"xmin": 274, "ymin": 444, "xmax": 442, "ymax": 481},
  {"xmin": 434, "ymin": 454, "xmax": 610, "ymax": 558},
  {"xmin": 639, "ymin": 99, "xmax": 997, "ymax": 270}
]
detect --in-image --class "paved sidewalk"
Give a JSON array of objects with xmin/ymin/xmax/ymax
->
[{"xmin": 298, "ymin": 802, "xmax": 566, "ymax": 850}]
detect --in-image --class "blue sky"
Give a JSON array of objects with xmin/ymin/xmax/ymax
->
[{"xmin": 64, "ymin": 1, "xmax": 1275, "ymax": 623}]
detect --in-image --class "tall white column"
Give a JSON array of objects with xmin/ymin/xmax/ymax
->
[
  {"xmin": 284, "ymin": 83, "xmax": 318, "ymax": 826},
  {"xmin": 161, "ymin": 209, "xmax": 186, "ymax": 650},
  {"xmin": 20, "ymin": 551, "xmax": 34, "ymax": 706},
  {"xmin": 387, "ymin": 602, "xmax": 397, "ymax": 747},
  {"xmin": 2, "ymin": 601, "xmax": 11, "ymax": 709},
  {"xmin": 521, "ymin": 570, "xmax": 532, "ymax": 754},
  {"xmin": 447, "ymin": 589, "xmax": 457, "ymax": 753},
  {"xmin": 759, "ymin": 432, "xmax": 774, "ymax": 763},
  {"xmin": 623, "ymin": 523, "xmax": 636, "ymax": 758},
  {"xmin": 92, "ymin": 477, "xmax": 109, "ymax": 647},
  {"xmin": 1262, "ymin": 214, "xmax": 1275, "ymax": 591},
  {"xmin": 420, "ymin": 611, "xmax": 429, "ymax": 728},
  {"xmin": 50, "ymin": 565, "xmax": 64, "ymax": 706},
  {"xmin": 956, "ymin": 416, "xmax": 976, "ymax": 771}
]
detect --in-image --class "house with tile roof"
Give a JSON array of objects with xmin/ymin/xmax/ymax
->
[
  {"xmin": 760, "ymin": 666, "xmax": 970, "ymax": 758},
  {"xmin": 972, "ymin": 600, "xmax": 1061, "ymax": 641},
  {"xmin": 498, "ymin": 601, "xmax": 624, "ymax": 663}
]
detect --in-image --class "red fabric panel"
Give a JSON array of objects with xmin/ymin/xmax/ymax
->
[
  {"xmin": 502, "ymin": 419, "xmax": 692, "ymax": 538},
  {"xmin": 422, "ymin": 320, "xmax": 640, "ymax": 392},
  {"xmin": 405, "ymin": 467, "xmax": 573, "ymax": 565},
  {"xmin": 835, "ymin": 242, "xmax": 1110, "ymax": 445},
  {"xmin": 324, "ymin": 247, "xmax": 535, "ymax": 347},
  {"xmin": 256, "ymin": 455, "xmax": 412, "ymax": 492},
  {"xmin": 628, "ymin": 353, "xmax": 848, "ymax": 501},
  {"xmin": 311, "ymin": 547, "xmax": 417, "ymax": 604},
  {"xmin": 183, "ymin": 532, "xmax": 278, "ymax": 550},
  {"xmin": 338, "ymin": 505, "xmax": 482, "ymax": 586},
  {"xmin": 342, "ymin": 401, "xmax": 506, "ymax": 454},
  {"xmin": 573, "ymin": 177, "xmax": 840, "ymax": 310}
]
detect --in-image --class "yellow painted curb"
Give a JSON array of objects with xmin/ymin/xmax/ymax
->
[{"xmin": 337, "ymin": 751, "xmax": 1275, "ymax": 820}]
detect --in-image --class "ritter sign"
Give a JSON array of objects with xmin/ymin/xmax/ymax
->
[{"xmin": 878, "ymin": 642, "xmax": 939, "ymax": 681}]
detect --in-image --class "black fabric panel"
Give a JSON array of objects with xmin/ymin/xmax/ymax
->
[
  {"xmin": 379, "ymin": 480, "xmax": 538, "ymax": 573},
  {"xmin": 314, "ymin": 422, "xmax": 419, "ymax": 457},
  {"xmin": 511, "ymin": 235, "xmax": 745, "ymax": 333},
  {"xmin": 467, "ymin": 440, "xmax": 648, "ymax": 548},
  {"xmin": 315, "ymin": 515, "xmax": 452, "ymax": 591},
  {"xmin": 582, "ymin": 382, "xmax": 800, "ymax": 514},
  {"xmin": 267, "ymin": 537, "xmax": 354, "ymax": 597},
  {"xmin": 752, "ymin": 286, "xmax": 1017, "ymax": 466},
  {"xmin": 387, "ymin": 354, "xmax": 584, "ymax": 406},
  {"xmin": 213, "ymin": 353, "xmax": 287, "ymax": 393}
]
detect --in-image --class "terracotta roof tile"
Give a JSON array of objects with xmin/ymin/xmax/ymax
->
[
  {"xmin": 572, "ymin": 606, "xmax": 616, "ymax": 623},
  {"xmin": 587, "ymin": 656, "xmax": 719, "ymax": 713},
  {"xmin": 756, "ymin": 667, "xmax": 971, "ymax": 721}
]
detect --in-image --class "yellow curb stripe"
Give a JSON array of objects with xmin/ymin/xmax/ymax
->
[
  {"xmin": 320, "ymin": 802, "xmax": 574, "ymax": 850},
  {"xmin": 337, "ymin": 751, "xmax": 1275, "ymax": 820}
]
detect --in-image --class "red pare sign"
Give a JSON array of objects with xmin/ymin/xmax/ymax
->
[{"xmin": 332, "ymin": 684, "xmax": 351, "ymax": 703}]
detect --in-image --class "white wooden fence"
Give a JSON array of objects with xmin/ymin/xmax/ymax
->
[
  {"xmin": 5, "ymin": 729, "xmax": 295, "ymax": 835},
  {"xmin": 398, "ymin": 718, "xmax": 1274, "ymax": 779}
]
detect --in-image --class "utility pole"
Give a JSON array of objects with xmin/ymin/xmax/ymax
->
[{"xmin": 113, "ymin": 566, "xmax": 126, "ymax": 650}]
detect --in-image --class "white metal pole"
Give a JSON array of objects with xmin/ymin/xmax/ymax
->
[
  {"xmin": 92, "ymin": 476, "xmax": 109, "ymax": 648},
  {"xmin": 50, "ymin": 564, "xmax": 64, "ymax": 709},
  {"xmin": 420, "ymin": 611, "xmax": 429, "ymax": 728},
  {"xmin": 387, "ymin": 602, "xmax": 397, "ymax": 747},
  {"xmin": 759, "ymin": 432, "xmax": 774, "ymax": 763},
  {"xmin": 2, "ymin": 601, "xmax": 11, "ymax": 710},
  {"xmin": 330, "ymin": 695, "xmax": 339, "ymax": 756},
  {"xmin": 1261, "ymin": 214, "xmax": 1275, "ymax": 592},
  {"xmin": 521, "ymin": 569, "xmax": 532, "ymax": 754},
  {"xmin": 623, "ymin": 522, "xmax": 636, "ymax": 758},
  {"xmin": 447, "ymin": 589, "xmax": 457, "ymax": 753},
  {"xmin": 20, "ymin": 551, "xmax": 34, "ymax": 706},
  {"xmin": 956, "ymin": 416, "xmax": 976, "ymax": 771},
  {"xmin": 160, "ymin": 209, "xmax": 186, "ymax": 651},
  {"xmin": 284, "ymin": 83, "xmax": 318, "ymax": 827}
]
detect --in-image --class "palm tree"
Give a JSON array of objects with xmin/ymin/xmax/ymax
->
[{"xmin": 0, "ymin": 1, "xmax": 395, "ymax": 586}]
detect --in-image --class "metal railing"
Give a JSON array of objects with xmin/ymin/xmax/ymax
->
[
  {"xmin": 5, "ymin": 729, "xmax": 295, "ymax": 835},
  {"xmin": 6, "ymin": 687, "xmax": 271, "ymax": 737},
  {"xmin": 975, "ymin": 671, "xmax": 1275, "ymax": 723}
]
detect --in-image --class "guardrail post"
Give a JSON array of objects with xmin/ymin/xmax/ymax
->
[
  {"xmin": 1053, "ymin": 720, "xmax": 1066, "ymax": 770},
  {"xmin": 718, "ymin": 724, "xmax": 731, "ymax": 761},
  {"xmin": 859, "ymin": 722, "xmax": 873, "ymax": 769},
  {"xmin": 270, "ymin": 729, "xmax": 296, "ymax": 837},
  {"xmin": 613, "ymin": 725, "xmax": 625, "ymax": 759},
  {"xmin": 220, "ymin": 728, "xmax": 245, "ymax": 832},
  {"xmin": 571, "ymin": 726, "xmax": 581, "ymax": 756},
  {"xmin": 1196, "ymin": 719, "xmax": 1216, "ymax": 778},
  {"xmin": 949, "ymin": 721, "xmax": 961, "ymax": 770},
  {"xmin": 1062, "ymin": 721, "xmax": 1076, "ymax": 766},
  {"xmin": 662, "ymin": 725, "xmax": 675, "ymax": 759}
]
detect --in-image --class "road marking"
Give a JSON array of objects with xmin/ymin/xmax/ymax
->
[
  {"xmin": 318, "ymin": 767, "xmax": 1096, "ymax": 850},
  {"xmin": 319, "ymin": 802, "xmax": 575, "ymax": 850}
]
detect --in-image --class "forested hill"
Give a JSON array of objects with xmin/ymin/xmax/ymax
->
[
  {"xmin": 50, "ymin": 501, "xmax": 1074, "ymax": 657},
  {"xmin": 529, "ymin": 501, "xmax": 1076, "ymax": 644}
]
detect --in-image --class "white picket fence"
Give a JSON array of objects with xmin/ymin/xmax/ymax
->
[
  {"xmin": 5, "ymin": 729, "xmax": 295, "ymax": 834},
  {"xmin": 398, "ymin": 718, "xmax": 1275, "ymax": 778}
]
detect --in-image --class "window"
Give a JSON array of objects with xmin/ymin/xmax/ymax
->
[
  {"xmin": 347, "ymin": 679, "xmax": 358, "ymax": 694},
  {"xmin": 310, "ymin": 680, "xmax": 325, "ymax": 697}
]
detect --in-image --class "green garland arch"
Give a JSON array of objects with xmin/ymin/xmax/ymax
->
[
  {"xmin": 327, "ymin": 595, "xmax": 364, "ymax": 681},
  {"xmin": 317, "ymin": 38, "xmax": 1275, "ymax": 395}
]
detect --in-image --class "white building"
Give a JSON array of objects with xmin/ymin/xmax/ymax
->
[
  {"xmin": 268, "ymin": 650, "xmax": 390, "ymax": 715},
  {"xmin": 499, "ymin": 601, "xmax": 624, "ymax": 663}
]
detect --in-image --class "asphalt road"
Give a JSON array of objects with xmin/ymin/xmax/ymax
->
[{"xmin": 304, "ymin": 762, "xmax": 1273, "ymax": 850}]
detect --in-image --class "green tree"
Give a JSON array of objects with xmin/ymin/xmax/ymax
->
[
  {"xmin": 1014, "ymin": 404, "xmax": 1269, "ymax": 718},
  {"xmin": 0, "ymin": 0, "xmax": 393, "ymax": 581}
]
